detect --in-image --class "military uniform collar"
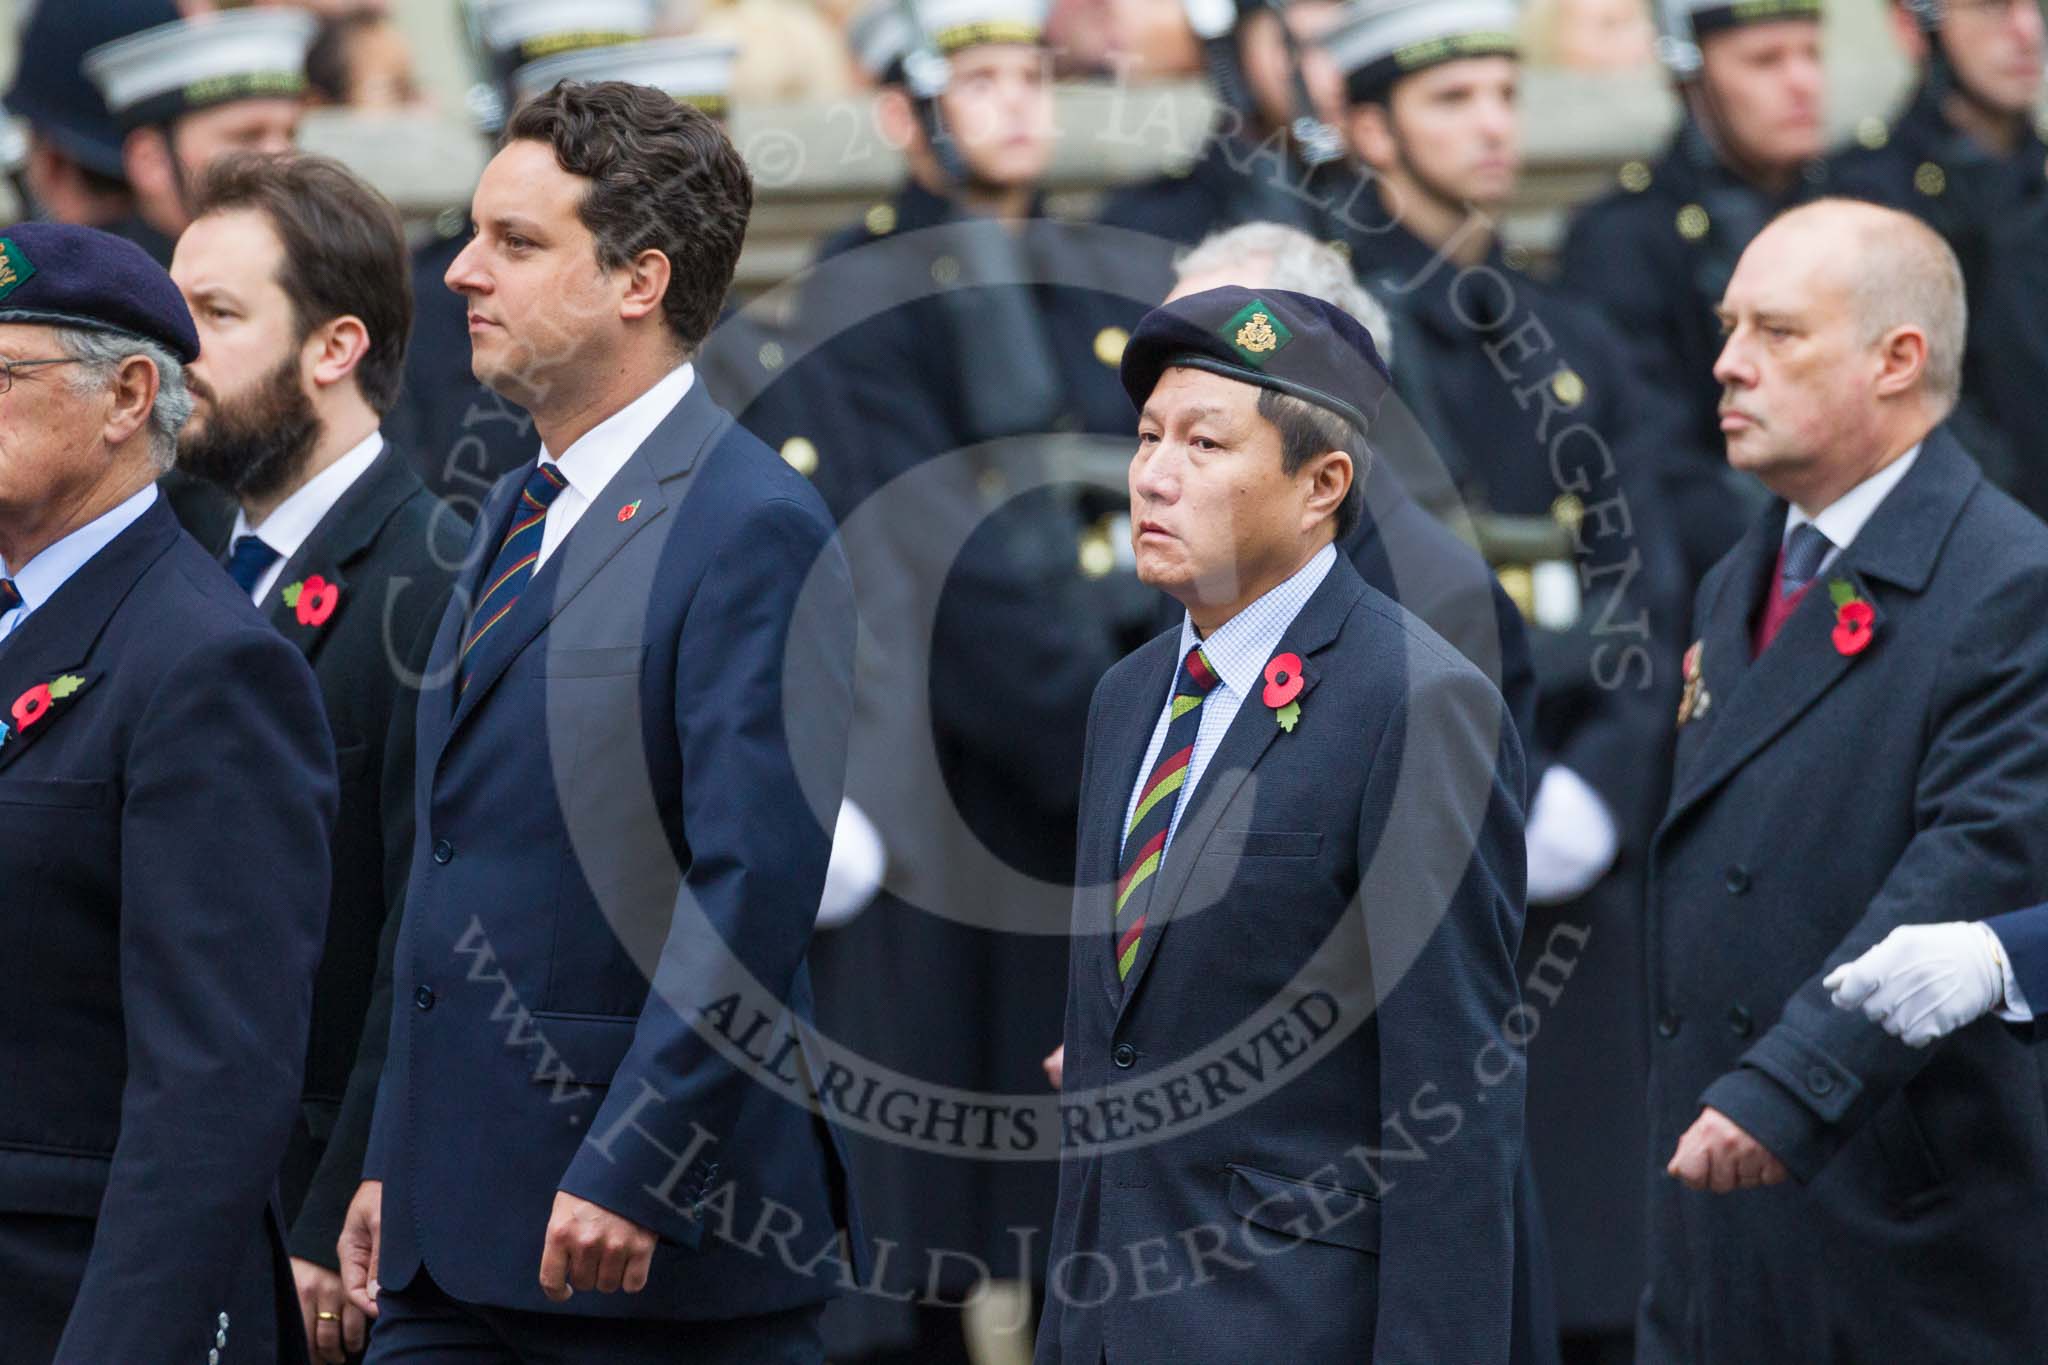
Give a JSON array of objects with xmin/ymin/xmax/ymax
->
[{"xmin": 1363, "ymin": 200, "xmax": 1518, "ymax": 335}]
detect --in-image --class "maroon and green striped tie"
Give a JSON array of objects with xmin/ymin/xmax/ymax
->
[
  {"xmin": 459, "ymin": 461, "xmax": 568, "ymax": 696},
  {"xmin": 1115, "ymin": 644, "xmax": 1222, "ymax": 983}
]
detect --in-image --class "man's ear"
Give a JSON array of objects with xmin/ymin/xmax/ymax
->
[
  {"xmin": 1301, "ymin": 448, "xmax": 1355, "ymax": 533},
  {"xmin": 103, "ymin": 353, "xmax": 160, "ymax": 452},
  {"xmin": 1873, "ymin": 324, "xmax": 1930, "ymax": 401},
  {"xmin": 305, "ymin": 314, "xmax": 372, "ymax": 393},
  {"xmin": 122, "ymin": 127, "xmax": 177, "ymax": 208},
  {"xmin": 1346, "ymin": 101, "xmax": 1396, "ymax": 174},
  {"xmin": 874, "ymin": 87, "xmax": 921, "ymax": 152},
  {"xmin": 619, "ymin": 248, "xmax": 673, "ymax": 326}
]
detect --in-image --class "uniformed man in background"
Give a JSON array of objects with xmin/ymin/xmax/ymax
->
[
  {"xmin": 1314, "ymin": 3, "xmax": 1688, "ymax": 1357},
  {"xmin": 383, "ymin": 0, "xmax": 660, "ymax": 501},
  {"xmin": 1093, "ymin": 0, "xmax": 1350, "ymax": 254},
  {"xmin": 1, "ymin": 0, "xmax": 172, "ymax": 237},
  {"xmin": 799, "ymin": 0, "xmax": 1152, "ymax": 1357},
  {"xmin": 1833, "ymin": 0, "xmax": 2048, "ymax": 515},
  {"xmin": 1560, "ymin": 0, "xmax": 1828, "ymax": 587},
  {"xmin": 83, "ymin": 5, "xmax": 318, "ymax": 549},
  {"xmin": 82, "ymin": 6, "xmax": 314, "ymax": 266}
]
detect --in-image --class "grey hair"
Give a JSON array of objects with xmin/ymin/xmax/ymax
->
[
  {"xmin": 52, "ymin": 326, "xmax": 193, "ymax": 472},
  {"xmin": 1847, "ymin": 211, "xmax": 1967, "ymax": 416},
  {"xmin": 1175, "ymin": 221, "xmax": 1397, "ymax": 367}
]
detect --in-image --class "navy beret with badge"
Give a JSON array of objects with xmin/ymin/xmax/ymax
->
[
  {"xmin": 1119, "ymin": 285, "xmax": 1392, "ymax": 436},
  {"xmin": 0, "ymin": 222, "xmax": 200, "ymax": 364}
]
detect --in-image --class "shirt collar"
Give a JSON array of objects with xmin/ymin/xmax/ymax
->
[
  {"xmin": 1785, "ymin": 442, "xmax": 1922, "ymax": 553},
  {"xmin": 232, "ymin": 428, "xmax": 384, "ymax": 559},
  {"xmin": 539, "ymin": 363, "xmax": 695, "ymax": 499},
  {"xmin": 1, "ymin": 482, "xmax": 159, "ymax": 616},
  {"xmin": 1175, "ymin": 543, "xmax": 1337, "ymax": 698}
]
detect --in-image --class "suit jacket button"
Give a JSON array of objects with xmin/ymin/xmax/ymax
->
[
  {"xmin": 1727, "ymin": 1005, "xmax": 1753, "ymax": 1038},
  {"xmin": 1656, "ymin": 1011, "xmax": 1681, "ymax": 1039},
  {"xmin": 1112, "ymin": 1043, "xmax": 1137, "ymax": 1069},
  {"xmin": 432, "ymin": 839, "xmax": 454, "ymax": 864},
  {"xmin": 1806, "ymin": 1065, "xmax": 1834, "ymax": 1095},
  {"xmin": 1723, "ymin": 865, "xmax": 1751, "ymax": 895},
  {"xmin": 415, "ymin": 985, "xmax": 436, "ymax": 1011}
]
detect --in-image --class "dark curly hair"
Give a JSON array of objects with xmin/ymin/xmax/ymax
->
[{"xmin": 505, "ymin": 80, "xmax": 753, "ymax": 353}]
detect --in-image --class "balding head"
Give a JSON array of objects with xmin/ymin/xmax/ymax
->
[
  {"xmin": 1783, "ymin": 199, "xmax": 1965, "ymax": 407},
  {"xmin": 1713, "ymin": 197, "xmax": 1965, "ymax": 511}
]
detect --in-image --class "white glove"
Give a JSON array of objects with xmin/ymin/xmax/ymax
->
[
  {"xmin": 1525, "ymin": 764, "xmax": 1621, "ymax": 906},
  {"xmin": 816, "ymin": 800, "xmax": 885, "ymax": 929},
  {"xmin": 1823, "ymin": 922, "xmax": 2008, "ymax": 1048}
]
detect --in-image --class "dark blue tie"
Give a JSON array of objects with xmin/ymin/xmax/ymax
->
[
  {"xmin": 1780, "ymin": 523, "xmax": 1833, "ymax": 598},
  {"xmin": 224, "ymin": 535, "xmax": 282, "ymax": 596},
  {"xmin": 0, "ymin": 578, "xmax": 19, "ymax": 615},
  {"xmin": 459, "ymin": 461, "xmax": 569, "ymax": 696}
]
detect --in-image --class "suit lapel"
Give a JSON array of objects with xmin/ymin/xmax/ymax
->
[
  {"xmin": 1665, "ymin": 430, "xmax": 1980, "ymax": 822},
  {"xmin": 444, "ymin": 382, "xmax": 728, "ymax": 738},
  {"xmin": 0, "ymin": 500, "xmax": 179, "ymax": 773},
  {"xmin": 1112, "ymin": 561, "xmax": 1366, "ymax": 1022},
  {"xmin": 1671, "ymin": 565, "xmax": 1881, "ymax": 815},
  {"xmin": 260, "ymin": 445, "xmax": 420, "ymax": 663}
]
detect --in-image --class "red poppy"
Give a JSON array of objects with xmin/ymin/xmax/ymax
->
[
  {"xmin": 11, "ymin": 682, "xmax": 52, "ymax": 730},
  {"xmin": 1262, "ymin": 652, "xmax": 1305, "ymax": 708},
  {"xmin": 297, "ymin": 575, "xmax": 340, "ymax": 628},
  {"xmin": 1832, "ymin": 600, "xmax": 1875, "ymax": 657}
]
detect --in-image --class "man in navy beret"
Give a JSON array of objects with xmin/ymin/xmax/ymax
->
[
  {"xmin": 1036, "ymin": 285, "xmax": 1527, "ymax": 1363},
  {"xmin": 0, "ymin": 221, "xmax": 335, "ymax": 1365}
]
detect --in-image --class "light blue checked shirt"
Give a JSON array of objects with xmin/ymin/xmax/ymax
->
[
  {"xmin": 0, "ymin": 483, "xmax": 156, "ymax": 648},
  {"xmin": 1123, "ymin": 543, "xmax": 1336, "ymax": 851}
]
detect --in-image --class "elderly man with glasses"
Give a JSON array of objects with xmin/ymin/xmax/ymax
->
[{"xmin": 0, "ymin": 221, "xmax": 336, "ymax": 1365}]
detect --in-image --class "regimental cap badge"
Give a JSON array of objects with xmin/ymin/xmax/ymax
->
[
  {"xmin": 0, "ymin": 237, "xmax": 35, "ymax": 303},
  {"xmin": 1222, "ymin": 298, "xmax": 1292, "ymax": 367}
]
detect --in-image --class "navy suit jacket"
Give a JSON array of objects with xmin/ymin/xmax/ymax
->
[
  {"xmin": 365, "ymin": 380, "xmax": 859, "ymax": 1320},
  {"xmin": 1989, "ymin": 905, "xmax": 2048, "ymax": 1018},
  {"xmin": 0, "ymin": 496, "xmax": 335, "ymax": 1362},
  {"xmin": 190, "ymin": 445, "xmax": 470, "ymax": 1267},
  {"xmin": 1036, "ymin": 554, "xmax": 1528, "ymax": 1364}
]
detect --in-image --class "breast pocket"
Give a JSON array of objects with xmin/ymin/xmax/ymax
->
[
  {"xmin": 1206, "ymin": 829, "xmax": 1324, "ymax": 859},
  {"xmin": 0, "ymin": 778, "xmax": 113, "ymax": 810}
]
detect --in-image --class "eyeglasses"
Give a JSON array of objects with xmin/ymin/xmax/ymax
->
[{"xmin": 0, "ymin": 358, "xmax": 82, "ymax": 396}]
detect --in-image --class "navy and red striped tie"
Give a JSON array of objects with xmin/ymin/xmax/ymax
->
[
  {"xmin": 459, "ymin": 461, "xmax": 567, "ymax": 696},
  {"xmin": 1114, "ymin": 645, "xmax": 1222, "ymax": 982}
]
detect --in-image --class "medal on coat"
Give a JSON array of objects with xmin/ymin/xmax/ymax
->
[{"xmin": 1677, "ymin": 641, "xmax": 1711, "ymax": 728}]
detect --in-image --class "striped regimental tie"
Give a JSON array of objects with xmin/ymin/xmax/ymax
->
[
  {"xmin": 1115, "ymin": 644, "xmax": 1222, "ymax": 983},
  {"xmin": 458, "ymin": 461, "xmax": 568, "ymax": 696}
]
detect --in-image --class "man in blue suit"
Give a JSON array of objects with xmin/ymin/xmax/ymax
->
[
  {"xmin": 339, "ymin": 81, "xmax": 857, "ymax": 1362},
  {"xmin": 1036, "ymin": 286, "xmax": 1528, "ymax": 1363},
  {"xmin": 0, "ymin": 223, "xmax": 336, "ymax": 1364}
]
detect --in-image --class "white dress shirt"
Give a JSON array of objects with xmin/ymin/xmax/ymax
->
[
  {"xmin": 229, "ymin": 429, "xmax": 385, "ymax": 605},
  {"xmin": 1783, "ymin": 442, "xmax": 1922, "ymax": 570},
  {"xmin": 1122, "ymin": 543, "xmax": 1336, "ymax": 852},
  {"xmin": 0, "ymin": 483, "xmax": 158, "ymax": 647},
  {"xmin": 534, "ymin": 363, "xmax": 695, "ymax": 570}
]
